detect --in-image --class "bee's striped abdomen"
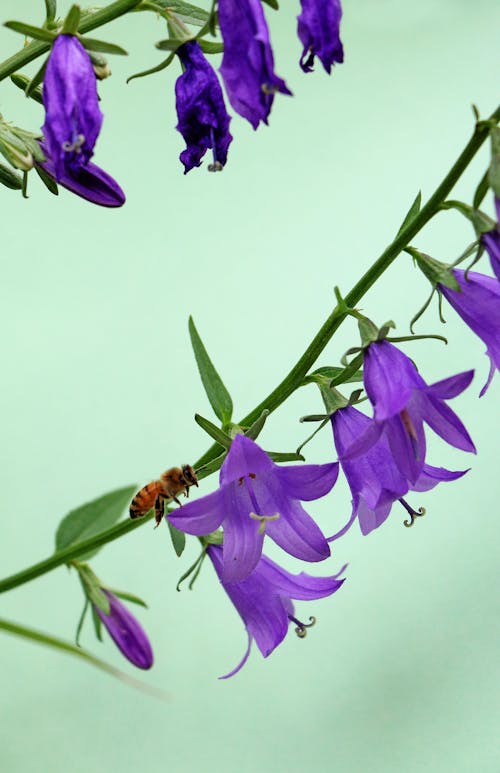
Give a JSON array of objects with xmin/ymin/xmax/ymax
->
[{"xmin": 129, "ymin": 480, "xmax": 163, "ymax": 519}]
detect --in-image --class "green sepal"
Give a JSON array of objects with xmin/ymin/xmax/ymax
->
[
  {"xmin": 198, "ymin": 40, "xmax": 223, "ymax": 54},
  {"xmin": 156, "ymin": 37, "xmax": 192, "ymax": 52},
  {"xmin": 62, "ymin": 5, "xmax": 81, "ymax": 35},
  {"xmin": 108, "ymin": 588, "xmax": 148, "ymax": 608},
  {"xmin": 441, "ymin": 199, "xmax": 495, "ymax": 235},
  {"xmin": 473, "ymin": 171, "xmax": 490, "ymax": 210},
  {"xmin": 25, "ymin": 58, "xmax": 47, "ymax": 99},
  {"xmin": 75, "ymin": 597, "xmax": 89, "ymax": 647},
  {"xmin": 189, "ymin": 317, "xmax": 233, "ymax": 425},
  {"xmin": 126, "ymin": 53, "xmax": 175, "ymax": 83},
  {"xmin": 176, "ymin": 549, "xmax": 206, "ymax": 591},
  {"xmin": 244, "ymin": 409, "xmax": 269, "ymax": 441},
  {"xmin": 194, "ymin": 413, "xmax": 232, "ymax": 449},
  {"xmin": 302, "ymin": 365, "xmax": 363, "ymax": 387},
  {"xmin": 79, "ymin": 36, "xmax": 128, "ymax": 55},
  {"xmin": 409, "ymin": 247, "xmax": 460, "ymax": 291},
  {"xmin": 167, "ymin": 521, "xmax": 186, "ymax": 557},
  {"xmin": 91, "ymin": 605, "xmax": 103, "ymax": 641},
  {"xmin": 76, "ymin": 564, "xmax": 111, "ymax": 615},
  {"xmin": 45, "ymin": 0, "xmax": 57, "ymax": 23},
  {"xmin": 396, "ymin": 190, "xmax": 421, "ymax": 236},
  {"xmin": 35, "ymin": 165, "xmax": 59, "ymax": 195},
  {"xmin": 317, "ymin": 381, "xmax": 349, "ymax": 415},
  {"xmin": 146, "ymin": 0, "xmax": 209, "ymax": 27},
  {"xmin": 357, "ymin": 315, "xmax": 383, "ymax": 348},
  {"xmin": 10, "ymin": 72, "xmax": 44, "ymax": 103},
  {"xmin": 54, "ymin": 485, "xmax": 137, "ymax": 560},
  {"xmin": 261, "ymin": 0, "xmax": 279, "ymax": 8},
  {"xmin": 0, "ymin": 162, "xmax": 22, "ymax": 189},
  {"xmin": 0, "ymin": 127, "xmax": 34, "ymax": 171},
  {"xmin": 267, "ymin": 451, "xmax": 305, "ymax": 463},
  {"xmin": 3, "ymin": 21, "xmax": 56, "ymax": 42},
  {"xmin": 489, "ymin": 126, "xmax": 500, "ymax": 199}
]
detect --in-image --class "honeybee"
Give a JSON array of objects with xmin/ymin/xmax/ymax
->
[{"xmin": 129, "ymin": 465, "xmax": 198, "ymax": 527}]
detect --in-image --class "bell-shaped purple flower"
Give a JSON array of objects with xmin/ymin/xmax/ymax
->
[
  {"xmin": 42, "ymin": 35, "xmax": 102, "ymax": 178},
  {"xmin": 331, "ymin": 404, "xmax": 468, "ymax": 537},
  {"xmin": 481, "ymin": 198, "xmax": 500, "ymax": 281},
  {"xmin": 439, "ymin": 269, "xmax": 500, "ymax": 396},
  {"xmin": 218, "ymin": 0, "xmax": 292, "ymax": 129},
  {"xmin": 297, "ymin": 0, "xmax": 344, "ymax": 74},
  {"xmin": 175, "ymin": 41, "xmax": 233, "ymax": 173},
  {"xmin": 343, "ymin": 341, "xmax": 475, "ymax": 485},
  {"xmin": 168, "ymin": 434, "xmax": 339, "ymax": 583},
  {"xmin": 208, "ymin": 544, "xmax": 345, "ymax": 677},
  {"xmin": 94, "ymin": 590, "xmax": 153, "ymax": 670},
  {"xmin": 38, "ymin": 144, "xmax": 125, "ymax": 207}
]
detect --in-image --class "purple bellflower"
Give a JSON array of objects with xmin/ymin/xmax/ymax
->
[
  {"xmin": 168, "ymin": 433, "xmax": 339, "ymax": 583},
  {"xmin": 208, "ymin": 544, "xmax": 345, "ymax": 677},
  {"xmin": 40, "ymin": 34, "xmax": 124, "ymax": 207},
  {"xmin": 297, "ymin": 0, "xmax": 344, "ymax": 74},
  {"xmin": 439, "ymin": 269, "xmax": 500, "ymax": 396},
  {"xmin": 342, "ymin": 341, "xmax": 475, "ymax": 485},
  {"xmin": 175, "ymin": 41, "xmax": 233, "ymax": 173},
  {"xmin": 481, "ymin": 198, "xmax": 500, "ymax": 281},
  {"xmin": 330, "ymin": 404, "xmax": 468, "ymax": 537},
  {"xmin": 94, "ymin": 590, "xmax": 153, "ymax": 670},
  {"xmin": 218, "ymin": 0, "xmax": 292, "ymax": 129}
]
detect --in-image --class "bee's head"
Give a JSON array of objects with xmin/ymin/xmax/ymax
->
[{"xmin": 182, "ymin": 464, "xmax": 198, "ymax": 487}]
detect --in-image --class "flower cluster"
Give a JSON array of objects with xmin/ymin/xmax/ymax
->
[{"xmin": 35, "ymin": 1, "xmax": 344, "ymax": 202}]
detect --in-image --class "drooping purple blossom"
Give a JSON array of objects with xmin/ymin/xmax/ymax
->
[
  {"xmin": 439, "ymin": 269, "xmax": 500, "ymax": 395},
  {"xmin": 94, "ymin": 590, "xmax": 153, "ymax": 670},
  {"xmin": 175, "ymin": 41, "xmax": 232, "ymax": 173},
  {"xmin": 481, "ymin": 198, "xmax": 500, "ymax": 280},
  {"xmin": 342, "ymin": 341, "xmax": 475, "ymax": 485},
  {"xmin": 168, "ymin": 434, "xmax": 339, "ymax": 583},
  {"xmin": 297, "ymin": 0, "xmax": 344, "ymax": 74},
  {"xmin": 40, "ymin": 34, "xmax": 124, "ymax": 207},
  {"xmin": 218, "ymin": 0, "xmax": 292, "ymax": 129},
  {"xmin": 208, "ymin": 544, "xmax": 345, "ymax": 677},
  {"xmin": 330, "ymin": 404, "xmax": 468, "ymax": 537}
]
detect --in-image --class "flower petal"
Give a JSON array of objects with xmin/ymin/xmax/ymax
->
[
  {"xmin": 275, "ymin": 462, "xmax": 339, "ymax": 501},
  {"xmin": 419, "ymin": 394, "xmax": 476, "ymax": 453},
  {"xmin": 218, "ymin": 630, "xmax": 253, "ymax": 679},
  {"xmin": 412, "ymin": 464, "xmax": 469, "ymax": 493},
  {"xmin": 257, "ymin": 553, "xmax": 346, "ymax": 600},
  {"xmin": 38, "ymin": 152, "xmax": 125, "ymax": 207},
  {"xmin": 264, "ymin": 498, "xmax": 330, "ymax": 563},
  {"xmin": 221, "ymin": 481, "xmax": 265, "ymax": 583},
  {"xmin": 96, "ymin": 591, "xmax": 153, "ymax": 670},
  {"xmin": 219, "ymin": 433, "xmax": 274, "ymax": 486},
  {"xmin": 167, "ymin": 488, "xmax": 225, "ymax": 535},
  {"xmin": 364, "ymin": 341, "xmax": 425, "ymax": 421},
  {"xmin": 426, "ymin": 370, "xmax": 474, "ymax": 400}
]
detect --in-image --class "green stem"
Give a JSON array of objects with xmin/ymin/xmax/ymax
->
[
  {"xmin": 0, "ymin": 106, "xmax": 498, "ymax": 595},
  {"xmin": 0, "ymin": 0, "xmax": 142, "ymax": 82}
]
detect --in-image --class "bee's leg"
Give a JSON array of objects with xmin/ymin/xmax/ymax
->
[
  {"xmin": 154, "ymin": 495, "xmax": 165, "ymax": 528},
  {"xmin": 184, "ymin": 486, "xmax": 190, "ymax": 498}
]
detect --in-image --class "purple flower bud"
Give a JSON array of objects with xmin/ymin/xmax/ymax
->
[
  {"xmin": 38, "ymin": 145, "xmax": 125, "ymax": 207},
  {"xmin": 218, "ymin": 0, "xmax": 292, "ymax": 129},
  {"xmin": 94, "ymin": 591, "xmax": 153, "ymax": 670},
  {"xmin": 208, "ymin": 544, "xmax": 345, "ymax": 677},
  {"xmin": 481, "ymin": 198, "xmax": 500, "ymax": 281},
  {"xmin": 439, "ymin": 269, "xmax": 500, "ymax": 395},
  {"xmin": 297, "ymin": 0, "xmax": 344, "ymax": 73},
  {"xmin": 175, "ymin": 41, "xmax": 233, "ymax": 173},
  {"xmin": 168, "ymin": 434, "xmax": 339, "ymax": 583}
]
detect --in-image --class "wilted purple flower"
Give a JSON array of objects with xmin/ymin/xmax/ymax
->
[
  {"xmin": 94, "ymin": 590, "xmax": 153, "ymax": 670},
  {"xmin": 343, "ymin": 341, "xmax": 475, "ymax": 485},
  {"xmin": 297, "ymin": 0, "xmax": 344, "ymax": 73},
  {"xmin": 168, "ymin": 434, "xmax": 339, "ymax": 582},
  {"xmin": 481, "ymin": 198, "xmax": 500, "ymax": 280},
  {"xmin": 330, "ymin": 404, "xmax": 468, "ymax": 536},
  {"xmin": 439, "ymin": 269, "xmax": 500, "ymax": 396},
  {"xmin": 38, "ymin": 144, "xmax": 125, "ymax": 207},
  {"xmin": 42, "ymin": 35, "xmax": 102, "ymax": 178},
  {"xmin": 218, "ymin": 0, "xmax": 292, "ymax": 129},
  {"xmin": 175, "ymin": 41, "xmax": 232, "ymax": 173},
  {"xmin": 208, "ymin": 544, "xmax": 345, "ymax": 677}
]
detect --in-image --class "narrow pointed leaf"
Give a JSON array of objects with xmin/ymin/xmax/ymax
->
[
  {"xmin": 197, "ymin": 40, "xmax": 224, "ymax": 54},
  {"xmin": 109, "ymin": 589, "xmax": 148, "ymax": 608},
  {"xmin": 45, "ymin": 0, "xmax": 57, "ymax": 23},
  {"xmin": 194, "ymin": 451, "xmax": 227, "ymax": 480},
  {"xmin": 262, "ymin": 0, "xmax": 279, "ymax": 8},
  {"xmin": 126, "ymin": 53, "xmax": 175, "ymax": 83},
  {"xmin": 25, "ymin": 58, "xmax": 47, "ymax": 98},
  {"xmin": 194, "ymin": 413, "xmax": 232, "ymax": 449},
  {"xmin": 244, "ymin": 409, "xmax": 269, "ymax": 441},
  {"xmin": 0, "ymin": 162, "xmax": 22, "ymax": 189},
  {"xmin": 167, "ymin": 521, "xmax": 186, "ymax": 557},
  {"xmin": 396, "ymin": 191, "xmax": 422, "ymax": 236},
  {"xmin": 473, "ymin": 170, "xmax": 489, "ymax": 209},
  {"xmin": 55, "ymin": 485, "xmax": 137, "ymax": 558},
  {"xmin": 79, "ymin": 37, "xmax": 128, "ymax": 55},
  {"xmin": 62, "ymin": 4, "xmax": 81, "ymax": 34},
  {"xmin": 189, "ymin": 317, "xmax": 233, "ymax": 424},
  {"xmin": 35, "ymin": 164, "xmax": 59, "ymax": 194},
  {"xmin": 156, "ymin": 38, "xmax": 190, "ymax": 52},
  {"xmin": 268, "ymin": 451, "xmax": 305, "ymax": 462},
  {"xmin": 4, "ymin": 21, "xmax": 56, "ymax": 41},
  {"xmin": 489, "ymin": 126, "xmax": 500, "ymax": 199},
  {"xmin": 10, "ymin": 73, "xmax": 43, "ymax": 104},
  {"xmin": 147, "ymin": 0, "xmax": 209, "ymax": 26}
]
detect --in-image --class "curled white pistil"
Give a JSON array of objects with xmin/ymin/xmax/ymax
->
[
  {"xmin": 249, "ymin": 511, "xmax": 280, "ymax": 534},
  {"xmin": 62, "ymin": 134, "xmax": 85, "ymax": 153}
]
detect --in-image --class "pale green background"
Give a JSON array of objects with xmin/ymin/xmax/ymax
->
[{"xmin": 1, "ymin": 2, "xmax": 499, "ymax": 772}]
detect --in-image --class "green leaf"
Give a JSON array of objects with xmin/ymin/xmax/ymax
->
[
  {"xmin": 10, "ymin": 72, "xmax": 43, "ymax": 104},
  {"xmin": 35, "ymin": 165, "xmax": 59, "ymax": 195},
  {"xmin": 194, "ymin": 451, "xmax": 226, "ymax": 480},
  {"xmin": 55, "ymin": 485, "xmax": 137, "ymax": 559},
  {"xmin": 197, "ymin": 40, "xmax": 223, "ymax": 54},
  {"xmin": 4, "ymin": 20, "xmax": 56, "ymax": 42},
  {"xmin": 268, "ymin": 451, "xmax": 305, "ymax": 463},
  {"xmin": 79, "ymin": 36, "xmax": 128, "ymax": 55},
  {"xmin": 189, "ymin": 317, "xmax": 233, "ymax": 424},
  {"xmin": 126, "ymin": 53, "xmax": 175, "ymax": 83},
  {"xmin": 62, "ymin": 4, "xmax": 81, "ymax": 34},
  {"xmin": 167, "ymin": 521, "xmax": 186, "ymax": 557},
  {"xmin": 109, "ymin": 589, "xmax": 148, "ymax": 608},
  {"xmin": 148, "ymin": 0, "xmax": 209, "ymax": 26},
  {"xmin": 194, "ymin": 413, "xmax": 232, "ymax": 449},
  {"xmin": 488, "ymin": 126, "xmax": 500, "ymax": 199},
  {"xmin": 0, "ymin": 162, "xmax": 22, "ymax": 190},
  {"xmin": 155, "ymin": 37, "xmax": 191, "ymax": 52},
  {"xmin": 473, "ymin": 170, "xmax": 489, "ymax": 210},
  {"xmin": 45, "ymin": 0, "xmax": 57, "ymax": 23},
  {"xmin": 25, "ymin": 58, "xmax": 47, "ymax": 99},
  {"xmin": 262, "ymin": 0, "xmax": 279, "ymax": 8},
  {"xmin": 244, "ymin": 410, "xmax": 269, "ymax": 441},
  {"xmin": 302, "ymin": 365, "xmax": 363, "ymax": 386},
  {"xmin": 396, "ymin": 191, "xmax": 422, "ymax": 236}
]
